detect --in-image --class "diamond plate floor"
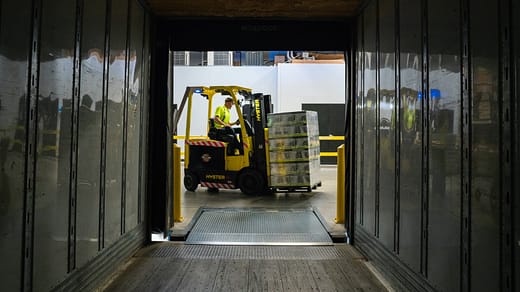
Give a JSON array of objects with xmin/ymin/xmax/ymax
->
[{"xmin": 185, "ymin": 208, "xmax": 333, "ymax": 245}]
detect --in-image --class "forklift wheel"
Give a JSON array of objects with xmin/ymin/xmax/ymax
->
[
  {"xmin": 238, "ymin": 169, "xmax": 265, "ymax": 195},
  {"xmin": 184, "ymin": 171, "xmax": 199, "ymax": 191}
]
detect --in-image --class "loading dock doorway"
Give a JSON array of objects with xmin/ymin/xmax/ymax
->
[
  {"xmin": 168, "ymin": 54, "xmax": 346, "ymax": 242},
  {"xmin": 148, "ymin": 18, "xmax": 354, "ymax": 244}
]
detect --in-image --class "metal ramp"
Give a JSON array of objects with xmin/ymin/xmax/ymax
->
[{"xmin": 185, "ymin": 208, "xmax": 333, "ymax": 246}]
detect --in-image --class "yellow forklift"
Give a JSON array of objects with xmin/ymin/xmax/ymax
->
[{"xmin": 174, "ymin": 86, "xmax": 272, "ymax": 195}]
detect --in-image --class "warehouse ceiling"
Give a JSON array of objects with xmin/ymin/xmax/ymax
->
[{"xmin": 146, "ymin": 0, "xmax": 361, "ymax": 19}]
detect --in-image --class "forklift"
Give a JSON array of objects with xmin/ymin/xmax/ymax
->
[{"xmin": 174, "ymin": 86, "xmax": 272, "ymax": 195}]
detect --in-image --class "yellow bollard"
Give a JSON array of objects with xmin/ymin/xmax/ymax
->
[
  {"xmin": 173, "ymin": 144, "xmax": 183, "ymax": 222},
  {"xmin": 335, "ymin": 144, "xmax": 345, "ymax": 224}
]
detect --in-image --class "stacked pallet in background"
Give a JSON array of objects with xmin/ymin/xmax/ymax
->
[{"xmin": 267, "ymin": 111, "xmax": 321, "ymax": 191}]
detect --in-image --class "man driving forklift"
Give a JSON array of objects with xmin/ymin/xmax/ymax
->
[
  {"xmin": 211, "ymin": 97, "xmax": 242, "ymax": 156},
  {"xmin": 214, "ymin": 97, "xmax": 239, "ymax": 128},
  {"xmin": 180, "ymin": 86, "xmax": 270, "ymax": 195}
]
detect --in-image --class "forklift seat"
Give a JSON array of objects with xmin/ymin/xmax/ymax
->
[
  {"xmin": 208, "ymin": 118, "xmax": 219, "ymax": 140},
  {"xmin": 208, "ymin": 118, "xmax": 232, "ymax": 142},
  {"xmin": 208, "ymin": 118, "xmax": 238, "ymax": 155}
]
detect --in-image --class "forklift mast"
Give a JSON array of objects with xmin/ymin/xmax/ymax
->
[{"xmin": 250, "ymin": 93, "xmax": 270, "ymax": 175}]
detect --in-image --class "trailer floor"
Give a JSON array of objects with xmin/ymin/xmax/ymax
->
[
  {"xmin": 102, "ymin": 243, "xmax": 389, "ymax": 292},
  {"xmin": 101, "ymin": 165, "xmax": 391, "ymax": 291}
]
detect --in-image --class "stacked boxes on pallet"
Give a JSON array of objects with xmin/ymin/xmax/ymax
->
[{"xmin": 267, "ymin": 111, "xmax": 321, "ymax": 190}]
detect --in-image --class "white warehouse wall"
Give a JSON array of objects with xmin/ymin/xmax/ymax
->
[
  {"xmin": 277, "ymin": 63, "xmax": 346, "ymax": 112},
  {"xmin": 173, "ymin": 64, "xmax": 346, "ymax": 138}
]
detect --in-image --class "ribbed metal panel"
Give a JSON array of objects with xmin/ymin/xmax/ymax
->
[
  {"xmin": 144, "ymin": 245, "xmax": 354, "ymax": 260},
  {"xmin": 355, "ymin": 226, "xmax": 436, "ymax": 292},
  {"xmin": 185, "ymin": 209, "xmax": 332, "ymax": 245},
  {"xmin": 53, "ymin": 225, "xmax": 146, "ymax": 292}
]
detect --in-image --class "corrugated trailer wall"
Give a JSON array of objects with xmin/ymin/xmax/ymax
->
[
  {"xmin": 0, "ymin": 0, "xmax": 151, "ymax": 290},
  {"xmin": 353, "ymin": 0, "xmax": 519, "ymax": 291}
]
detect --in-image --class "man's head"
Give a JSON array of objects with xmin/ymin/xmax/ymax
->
[{"xmin": 224, "ymin": 97, "xmax": 234, "ymax": 109}]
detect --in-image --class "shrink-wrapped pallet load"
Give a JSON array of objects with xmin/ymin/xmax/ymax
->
[{"xmin": 267, "ymin": 111, "xmax": 321, "ymax": 191}]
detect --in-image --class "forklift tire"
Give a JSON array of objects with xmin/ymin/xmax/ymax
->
[
  {"xmin": 238, "ymin": 168, "xmax": 265, "ymax": 195},
  {"xmin": 184, "ymin": 171, "xmax": 199, "ymax": 192}
]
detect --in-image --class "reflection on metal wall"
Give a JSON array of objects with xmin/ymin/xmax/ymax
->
[
  {"xmin": 0, "ymin": 1, "xmax": 32, "ymax": 291},
  {"xmin": 362, "ymin": 1, "xmax": 377, "ymax": 236},
  {"xmin": 354, "ymin": 0, "xmax": 518, "ymax": 291},
  {"xmin": 126, "ymin": 0, "xmax": 145, "ymax": 236},
  {"xmin": 105, "ymin": 0, "xmax": 128, "ymax": 248},
  {"xmin": 355, "ymin": 16, "xmax": 364, "ymax": 227},
  {"xmin": 469, "ymin": 1, "xmax": 500, "ymax": 291},
  {"xmin": 397, "ymin": 0, "xmax": 422, "ymax": 274},
  {"xmin": 427, "ymin": 1, "xmax": 461, "ymax": 291},
  {"xmin": 377, "ymin": 0, "xmax": 396, "ymax": 252},
  {"xmin": 0, "ymin": 0, "xmax": 150, "ymax": 290},
  {"xmin": 76, "ymin": 0, "xmax": 105, "ymax": 268},
  {"xmin": 33, "ymin": 0, "xmax": 75, "ymax": 288}
]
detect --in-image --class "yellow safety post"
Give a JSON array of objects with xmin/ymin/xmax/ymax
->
[
  {"xmin": 173, "ymin": 144, "xmax": 183, "ymax": 222},
  {"xmin": 335, "ymin": 144, "xmax": 345, "ymax": 224}
]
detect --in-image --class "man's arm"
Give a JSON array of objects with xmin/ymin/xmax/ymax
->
[{"xmin": 214, "ymin": 115, "xmax": 229, "ymax": 127}]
